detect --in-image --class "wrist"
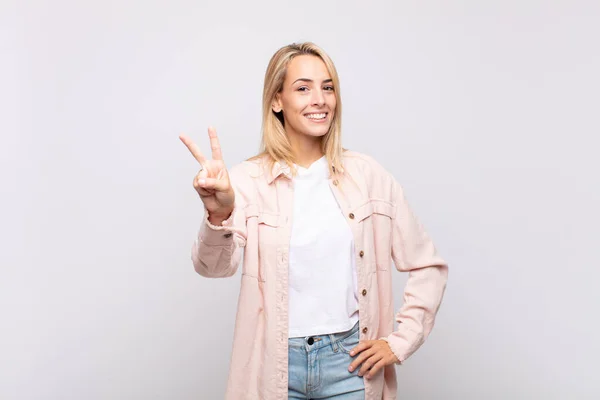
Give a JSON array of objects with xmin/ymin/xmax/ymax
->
[{"xmin": 207, "ymin": 208, "xmax": 234, "ymax": 226}]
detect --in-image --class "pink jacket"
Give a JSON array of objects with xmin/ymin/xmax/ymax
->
[{"xmin": 191, "ymin": 151, "xmax": 448, "ymax": 400}]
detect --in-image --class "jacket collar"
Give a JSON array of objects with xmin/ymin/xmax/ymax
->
[
  {"xmin": 267, "ymin": 161, "xmax": 293, "ymax": 184},
  {"xmin": 266, "ymin": 158, "xmax": 343, "ymax": 185}
]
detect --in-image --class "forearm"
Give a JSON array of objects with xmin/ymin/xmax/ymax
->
[
  {"xmin": 384, "ymin": 263, "xmax": 448, "ymax": 363},
  {"xmin": 191, "ymin": 208, "xmax": 244, "ymax": 278}
]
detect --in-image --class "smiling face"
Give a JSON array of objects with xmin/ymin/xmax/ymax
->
[{"xmin": 272, "ymin": 55, "xmax": 337, "ymax": 142}]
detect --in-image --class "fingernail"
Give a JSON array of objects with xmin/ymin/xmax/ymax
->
[
  {"xmin": 198, "ymin": 179, "xmax": 205, "ymax": 185},
  {"xmin": 350, "ymin": 351, "xmax": 355, "ymax": 356},
  {"xmin": 348, "ymin": 366, "xmax": 353, "ymax": 372}
]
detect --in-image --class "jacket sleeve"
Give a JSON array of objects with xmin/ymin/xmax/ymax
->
[
  {"xmin": 191, "ymin": 165, "xmax": 249, "ymax": 278},
  {"xmin": 382, "ymin": 179, "xmax": 449, "ymax": 364}
]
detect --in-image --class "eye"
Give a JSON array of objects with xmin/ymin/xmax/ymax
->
[
  {"xmin": 297, "ymin": 86, "xmax": 309, "ymax": 92},
  {"xmin": 324, "ymin": 85, "xmax": 335, "ymax": 91}
]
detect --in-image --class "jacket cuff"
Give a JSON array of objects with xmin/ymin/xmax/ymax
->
[
  {"xmin": 379, "ymin": 337, "xmax": 403, "ymax": 365},
  {"xmin": 379, "ymin": 324, "xmax": 424, "ymax": 365},
  {"xmin": 199, "ymin": 208, "xmax": 236, "ymax": 247}
]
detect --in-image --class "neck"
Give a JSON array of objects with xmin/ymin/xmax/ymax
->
[{"xmin": 287, "ymin": 130, "xmax": 324, "ymax": 168}]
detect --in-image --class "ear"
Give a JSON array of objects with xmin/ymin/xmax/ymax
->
[{"xmin": 272, "ymin": 94, "xmax": 282, "ymax": 113}]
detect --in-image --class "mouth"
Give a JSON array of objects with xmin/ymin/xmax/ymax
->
[{"xmin": 304, "ymin": 112, "xmax": 329, "ymax": 123}]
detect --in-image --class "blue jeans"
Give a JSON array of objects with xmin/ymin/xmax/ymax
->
[{"xmin": 288, "ymin": 321, "xmax": 365, "ymax": 399}]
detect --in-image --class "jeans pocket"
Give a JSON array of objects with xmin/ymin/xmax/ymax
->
[{"xmin": 338, "ymin": 329, "xmax": 360, "ymax": 354}]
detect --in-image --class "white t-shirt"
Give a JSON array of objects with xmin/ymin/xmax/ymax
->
[{"xmin": 288, "ymin": 155, "xmax": 359, "ymax": 338}]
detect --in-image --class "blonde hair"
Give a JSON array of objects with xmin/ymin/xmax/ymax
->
[{"xmin": 250, "ymin": 42, "xmax": 344, "ymax": 179}]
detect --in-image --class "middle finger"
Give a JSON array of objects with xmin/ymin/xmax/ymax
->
[
  {"xmin": 349, "ymin": 347, "xmax": 376, "ymax": 372},
  {"xmin": 358, "ymin": 352, "xmax": 383, "ymax": 377},
  {"xmin": 208, "ymin": 126, "xmax": 223, "ymax": 161}
]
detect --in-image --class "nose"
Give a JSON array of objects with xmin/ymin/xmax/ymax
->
[{"xmin": 311, "ymin": 88, "xmax": 326, "ymax": 106}]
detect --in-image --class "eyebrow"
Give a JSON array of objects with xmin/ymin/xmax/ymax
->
[{"xmin": 292, "ymin": 78, "xmax": 333, "ymax": 85}]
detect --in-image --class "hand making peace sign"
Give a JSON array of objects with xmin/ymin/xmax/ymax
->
[{"xmin": 179, "ymin": 127, "xmax": 235, "ymax": 223}]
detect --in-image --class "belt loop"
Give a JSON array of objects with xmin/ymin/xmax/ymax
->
[{"xmin": 329, "ymin": 334, "xmax": 338, "ymax": 352}]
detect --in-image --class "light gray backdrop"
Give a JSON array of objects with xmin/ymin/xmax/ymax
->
[{"xmin": 2, "ymin": 0, "xmax": 599, "ymax": 399}]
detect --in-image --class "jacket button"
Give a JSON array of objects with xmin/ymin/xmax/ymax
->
[
  {"xmin": 362, "ymin": 327, "xmax": 368, "ymax": 334},
  {"xmin": 349, "ymin": 213, "xmax": 355, "ymax": 219},
  {"xmin": 359, "ymin": 250, "xmax": 364, "ymax": 257},
  {"xmin": 362, "ymin": 289, "xmax": 367, "ymax": 296},
  {"xmin": 223, "ymin": 233, "xmax": 232, "ymax": 238},
  {"xmin": 307, "ymin": 337, "xmax": 314, "ymax": 345}
]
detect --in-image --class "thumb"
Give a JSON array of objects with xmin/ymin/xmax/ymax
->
[{"xmin": 198, "ymin": 177, "xmax": 229, "ymax": 192}]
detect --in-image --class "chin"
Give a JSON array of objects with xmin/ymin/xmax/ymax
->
[
  {"xmin": 304, "ymin": 123, "xmax": 332, "ymax": 138},
  {"xmin": 304, "ymin": 129, "xmax": 329, "ymax": 138}
]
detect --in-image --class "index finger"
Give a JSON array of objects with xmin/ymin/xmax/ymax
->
[
  {"xmin": 349, "ymin": 340, "xmax": 371, "ymax": 357},
  {"xmin": 179, "ymin": 134, "xmax": 207, "ymax": 165},
  {"xmin": 208, "ymin": 126, "xmax": 223, "ymax": 161}
]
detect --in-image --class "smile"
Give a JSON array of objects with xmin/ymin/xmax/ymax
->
[{"xmin": 304, "ymin": 112, "xmax": 328, "ymax": 121}]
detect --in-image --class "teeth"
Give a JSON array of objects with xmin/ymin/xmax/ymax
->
[{"xmin": 306, "ymin": 113, "xmax": 327, "ymax": 119}]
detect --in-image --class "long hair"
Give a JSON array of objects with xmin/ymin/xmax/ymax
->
[{"xmin": 250, "ymin": 42, "xmax": 344, "ymax": 180}]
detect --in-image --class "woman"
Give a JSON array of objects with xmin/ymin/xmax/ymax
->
[{"xmin": 179, "ymin": 42, "xmax": 448, "ymax": 400}]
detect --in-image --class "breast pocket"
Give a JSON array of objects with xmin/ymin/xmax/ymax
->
[
  {"xmin": 349, "ymin": 199, "xmax": 395, "ymax": 271},
  {"xmin": 257, "ymin": 212, "xmax": 281, "ymax": 244},
  {"xmin": 241, "ymin": 206, "xmax": 281, "ymax": 281},
  {"xmin": 251, "ymin": 212, "xmax": 281, "ymax": 281}
]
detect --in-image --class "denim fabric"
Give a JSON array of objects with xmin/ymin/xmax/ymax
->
[{"xmin": 288, "ymin": 321, "xmax": 365, "ymax": 399}]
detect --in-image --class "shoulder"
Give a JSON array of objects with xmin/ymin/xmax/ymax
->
[
  {"xmin": 227, "ymin": 155, "xmax": 269, "ymax": 191},
  {"xmin": 342, "ymin": 150, "xmax": 394, "ymax": 182},
  {"xmin": 229, "ymin": 157, "xmax": 264, "ymax": 178},
  {"xmin": 342, "ymin": 149, "xmax": 406, "ymax": 203}
]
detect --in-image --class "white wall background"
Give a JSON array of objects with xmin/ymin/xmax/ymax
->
[{"xmin": 2, "ymin": 1, "xmax": 599, "ymax": 399}]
